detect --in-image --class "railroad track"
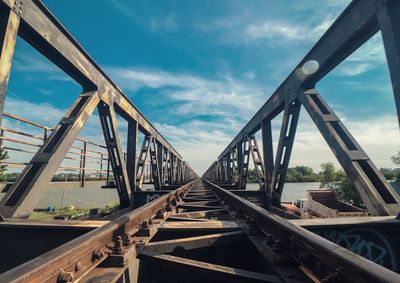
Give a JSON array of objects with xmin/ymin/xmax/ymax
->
[{"xmin": 1, "ymin": 179, "xmax": 399, "ymax": 283}]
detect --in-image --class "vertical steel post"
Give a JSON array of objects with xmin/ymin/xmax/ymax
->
[
  {"xmin": 271, "ymin": 100, "xmax": 300, "ymax": 206},
  {"xmin": 149, "ymin": 138, "xmax": 162, "ymax": 190},
  {"xmin": 126, "ymin": 119, "xmax": 138, "ymax": 193},
  {"xmin": 261, "ymin": 118, "xmax": 274, "ymax": 198},
  {"xmin": 236, "ymin": 142, "xmax": 243, "ymax": 188},
  {"xmin": 168, "ymin": 152, "xmax": 174, "ymax": 185},
  {"xmin": 378, "ymin": 1, "xmax": 400, "ymax": 127},
  {"xmin": 300, "ymin": 89, "xmax": 400, "ymax": 216},
  {"xmin": 226, "ymin": 152, "xmax": 232, "ymax": 184},
  {"xmin": 157, "ymin": 142, "xmax": 163, "ymax": 187},
  {"xmin": 80, "ymin": 141, "xmax": 86, "ymax": 188},
  {"xmin": 0, "ymin": 91, "xmax": 100, "ymax": 218},
  {"xmin": 98, "ymin": 101, "xmax": 131, "ymax": 207},
  {"xmin": 99, "ymin": 153, "xmax": 103, "ymax": 181},
  {"xmin": 0, "ymin": 9, "xmax": 19, "ymax": 127}
]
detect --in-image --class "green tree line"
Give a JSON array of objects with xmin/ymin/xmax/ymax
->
[{"xmin": 247, "ymin": 164, "xmax": 400, "ymax": 183}]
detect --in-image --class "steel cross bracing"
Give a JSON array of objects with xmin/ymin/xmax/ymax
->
[
  {"xmin": 0, "ymin": 0, "xmax": 197, "ymax": 218},
  {"xmin": 204, "ymin": 0, "xmax": 400, "ymax": 216},
  {"xmin": 1, "ymin": 179, "xmax": 399, "ymax": 282}
]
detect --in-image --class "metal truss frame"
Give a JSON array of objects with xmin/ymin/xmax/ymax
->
[
  {"xmin": 204, "ymin": 0, "xmax": 400, "ymax": 216},
  {"xmin": 0, "ymin": 0, "xmax": 196, "ymax": 218}
]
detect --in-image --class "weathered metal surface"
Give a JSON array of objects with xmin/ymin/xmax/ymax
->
[
  {"xmin": 0, "ymin": 180, "xmax": 196, "ymax": 282},
  {"xmin": 204, "ymin": 0, "xmax": 400, "ymax": 216},
  {"xmin": 0, "ymin": 91, "xmax": 101, "ymax": 218},
  {"xmin": 0, "ymin": 0, "xmax": 197, "ymax": 218},
  {"xmin": 98, "ymin": 101, "xmax": 132, "ymax": 207},
  {"xmin": 0, "ymin": 8, "xmax": 19, "ymax": 127},
  {"xmin": 203, "ymin": 179, "xmax": 400, "ymax": 282},
  {"xmin": 2, "ymin": 179, "xmax": 400, "ymax": 282}
]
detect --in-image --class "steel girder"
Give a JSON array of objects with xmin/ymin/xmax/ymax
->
[
  {"xmin": 203, "ymin": 0, "xmax": 400, "ymax": 216},
  {"xmin": 0, "ymin": 0, "xmax": 196, "ymax": 218}
]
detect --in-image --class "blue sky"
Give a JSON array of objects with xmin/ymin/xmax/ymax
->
[{"xmin": 3, "ymin": 0, "xmax": 399, "ymax": 174}]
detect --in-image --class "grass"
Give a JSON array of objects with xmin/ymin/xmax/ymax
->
[{"xmin": 28, "ymin": 203, "xmax": 119, "ymax": 220}]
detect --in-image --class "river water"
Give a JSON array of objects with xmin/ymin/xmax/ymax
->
[{"xmin": 22, "ymin": 182, "xmax": 320, "ymax": 209}]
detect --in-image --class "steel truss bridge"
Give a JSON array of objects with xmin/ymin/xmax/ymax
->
[{"xmin": 0, "ymin": 0, "xmax": 400, "ymax": 282}]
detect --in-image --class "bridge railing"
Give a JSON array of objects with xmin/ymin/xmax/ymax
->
[
  {"xmin": 0, "ymin": 0, "xmax": 197, "ymax": 218},
  {"xmin": 0, "ymin": 111, "xmax": 157, "ymax": 188},
  {"xmin": 204, "ymin": 0, "xmax": 400, "ymax": 217},
  {"xmin": 0, "ymin": 112, "xmax": 112, "ymax": 185}
]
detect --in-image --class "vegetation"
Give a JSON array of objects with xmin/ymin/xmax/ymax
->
[
  {"xmin": 245, "ymin": 154, "xmax": 400, "ymax": 209},
  {"xmin": 29, "ymin": 207, "xmax": 90, "ymax": 220},
  {"xmin": 391, "ymin": 151, "xmax": 400, "ymax": 181},
  {"xmin": 247, "ymin": 163, "xmax": 399, "ymax": 184},
  {"xmin": 247, "ymin": 166, "xmax": 319, "ymax": 183},
  {"xmin": 29, "ymin": 203, "xmax": 120, "ymax": 220},
  {"xmin": 4, "ymin": 172, "xmax": 107, "ymax": 182},
  {"xmin": 0, "ymin": 148, "xmax": 9, "ymax": 182},
  {"xmin": 319, "ymin": 162, "xmax": 365, "ymax": 208}
]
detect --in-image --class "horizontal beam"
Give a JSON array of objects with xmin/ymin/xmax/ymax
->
[
  {"xmin": 158, "ymin": 220, "xmax": 240, "ymax": 232},
  {"xmin": 142, "ymin": 231, "xmax": 244, "ymax": 255},
  {"xmin": 203, "ymin": 179, "xmax": 400, "ymax": 283},
  {"xmin": 141, "ymin": 254, "xmax": 281, "ymax": 283},
  {"xmin": 0, "ymin": 180, "xmax": 197, "ymax": 282},
  {"xmin": 172, "ymin": 208, "xmax": 228, "ymax": 219}
]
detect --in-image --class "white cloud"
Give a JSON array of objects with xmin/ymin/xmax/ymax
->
[
  {"xmin": 245, "ymin": 17, "xmax": 334, "ymax": 44},
  {"xmin": 289, "ymin": 111, "xmax": 399, "ymax": 172},
  {"xmin": 107, "ymin": 66, "xmax": 268, "ymax": 119},
  {"xmin": 334, "ymin": 33, "xmax": 387, "ymax": 76},
  {"xmin": 13, "ymin": 53, "xmax": 72, "ymax": 82},
  {"xmin": 243, "ymin": 71, "xmax": 256, "ymax": 80},
  {"xmin": 150, "ymin": 14, "xmax": 178, "ymax": 32},
  {"xmin": 2, "ymin": 95, "xmax": 398, "ymax": 177}
]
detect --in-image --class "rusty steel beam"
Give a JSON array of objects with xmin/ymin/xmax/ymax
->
[
  {"xmin": 0, "ymin": 0, "xmax": 196, "ymax": 217},
  {"xmin": 0, "ymin": 91, "xmax": 100, "ymax": 218},
  {"xmin": 270, "ymin": 99, "xmax": 301, "ymax": 206},
  {"xmin": 0, "ymin": 7, "xmax": 19, "ymax": 127},
  {"xmin": 216, "ymin": 0, "xmax": 384, "ymax": 157},
  {"xmin": 378, "ymin": 0, "xmax": 400, "ymax": 127},
  {"xmin": 0, "ymin": 180, "xmax": 197, "ymax": 282},
  {"xmin": 203, "ymin": 179, "xmax": 400, "ymax": 282},
  {"xmin": 98, "ymin": 101, "xmax": 132, "ymax": 207},
  {"xmin": 300, "ymin": 89, "xmax": 400, "ymax": 216},
  {"xmin": 261, "ymin": 118, "xmax": 274, "ymax": 197},
  {"xmin": 149, "ymin": 137, "xmax": 162, "ymax": 190},
  {"xmin": 0, "ymin": 0, "xmax": 184, "ymax": 159},
  {"xmin": 205, "ymin": 0, "xmax": 399, "ymax": 216},
  {"xmin": 126, "ymin": 119, "xmax": 139, "ymax": 193}
]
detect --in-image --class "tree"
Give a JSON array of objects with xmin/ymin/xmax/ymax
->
[
  {"xmin": 246, "ymin": 169, "xmax": 257, "ymax": 183},
  {"xmin": 391, "ymin": 151, "xmax": 400, "ymax": 181},
  {"xmin": 380, "ymin": 168, "xmax": 395, "ymax": 180},
  {"xmin": 286, "ymin": 166, "xmax": 318, "ymax": 182},
  {"xmin": 294, "ymin": 165, "xmax": 314, "ymax": 176},
  {"xmin": 391, "ymin": 151, "xmax": 400, "ymax": 166},
  {"xmin": 0, "ymin": 148, "xmax": 9, "ymax": 182},
  {"xmin": 319, "ymin": 162, "xmax": 365, "ymax": 209},
  {"xmin": 319, "ymin": 162, "xmax": 336, "ymax": 188}
]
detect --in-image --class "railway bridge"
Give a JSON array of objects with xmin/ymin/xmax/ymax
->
[{"xmin": 0, "ymin": 0, "xmax": 400, "ymax": 282}]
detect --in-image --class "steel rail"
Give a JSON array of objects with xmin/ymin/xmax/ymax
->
[
  {"xmin": 202, "ymin": 179, "xmax": 400, "ymax": 283},
  {"xmin": 0, "ymin": 180, "xmax": 197, "ymax": 282}
]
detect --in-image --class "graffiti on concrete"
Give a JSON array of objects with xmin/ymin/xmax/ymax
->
[{"xmin": 316, "ymin": 228, "xmax": 396, "ymax": 271}]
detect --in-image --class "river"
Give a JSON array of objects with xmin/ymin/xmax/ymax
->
[{"xmin": 24, "ymin": 182, "xmax": 320, "ymax": 209}]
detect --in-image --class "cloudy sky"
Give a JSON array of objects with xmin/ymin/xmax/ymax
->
[{"xmin": 4, "ymin": 0, "xmax": 399, "ymax": 174}]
